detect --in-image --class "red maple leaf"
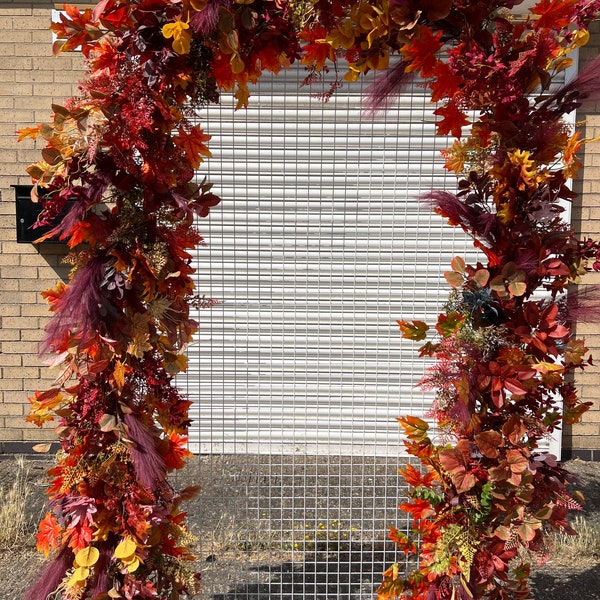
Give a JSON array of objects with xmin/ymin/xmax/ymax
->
[
  {"xmin": 399, "ymin": 499, "xmax": 435, "ymax": 520},
  {"xmin": 434, "ymin": 102, "xmax": 470, "ymax": 138},
  {"xmin": 64, "ymin": 521, "xmax": 93, "ymax": 552},
  {"xmin": 428, "ymin": 62, "xmax": 463, "ymax": 102},
  {"xmin": 300, "ymin": 24, "xmax": 335, "ymax": 71},
  {"xmin": 531, "ymin": 0, "xmax": 578, "ymax": 30},
  {"xmin": 50, "ymin": 5, "xmax": 102, "ymax": 56},
  {"xmin": 401, "ymin": 26, "xmax": 443, "ymax": 78}
]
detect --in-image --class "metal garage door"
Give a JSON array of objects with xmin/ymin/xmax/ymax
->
[{"xmin": 179, "ymin": 65, "xmax": 479, "ymax": 457}]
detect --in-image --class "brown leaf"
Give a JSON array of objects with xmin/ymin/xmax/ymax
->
[{"xmin": 474, "ymin": 430, "xmax": 503, "ymax": 459}]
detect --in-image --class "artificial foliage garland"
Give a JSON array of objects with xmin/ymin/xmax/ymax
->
[{"xmin": 18, "ymin": 1, "xmax": 600, "ymax": 599}]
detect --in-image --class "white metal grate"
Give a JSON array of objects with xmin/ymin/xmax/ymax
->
[{"xmin": 176, "ymin": 66, "xmax": 482, "ymax": 599}]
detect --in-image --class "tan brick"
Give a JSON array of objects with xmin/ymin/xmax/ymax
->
[
  {"xmin": 32, "ymin": 83, "xmax": 74, "ymax": 99},
  {"xmin": 31, "ymin": 30, "xmax": 53, "ymax": 44},
  {"xmin": 2, "ymin": 366, "xmax": 40, "ymax": 379},
  {"xmin": 19, "ymin": 253, "xmax": 48, "ymax": 266},
  {"xmin": 16, "ymin": 69, "xmax": 54, "ymax": 83},
  {"xmin": 0, "ymin": 58, "xmax": 33, "ymax": 72},
  {"xmin": 14, "ymin": 16, "xmax": 53, "ymax": 31},
  {"xmin": 19, "ymin": 278, "xmax": 60, "ymax": 291},
  {"xmin": 0, "ymin": 329, "xmax": 21, "ymax": 342},
  {"xmin": 1, "ymin": 315, "xmax": 39, "ymax": 329},
  {"xmin": 0, "ymin": 354, "xmax": 23, "ymax": 367},
  {"xmin": 21, "ymin": 329, "xmax": 44, "ymax": 342},
  {"xmin": 23, "ymin": 428, "xmax": 55, "ymax": 441},
  {"xmin": 0, "ymin": 304, "xmax": 21, "ymax": 317},
  {"xmin": 1, "ymin": 265, "xmax": 39, "ymax": 279},
  {"xmin": 0, "ymin": 279, "xmax": 19, "ymax": 291},
  {"xmin": 0, "ymin": 378, "xmax": 24, "ymax": 391},
  {"xmin": 569, "ymin": 423, "xmax": 600, "ymax": 436},
  {"xmin": 569, "ymin": 435, "xmax": 600, "ymax": 450},
  {"xmin": 1, "ymin": 29, "xmax": 32, "ymax": 43},
  {"xmin": 0, "ymin": 43, "xmax": 15, "ymax": 57},
  {"xmin": 582, "ymin": 410, "xmax": 600, "ymax": 423},
  {"xmin": 0, "ymin": 403, "xmax": 25, "ymax": 417},
  {"xmin": 21, "ymin": 304, "xmax": 51, "ymax": 317},
  {"xmin": 0, "ymin": 428, "xmax": 23, "ymax": 441}
]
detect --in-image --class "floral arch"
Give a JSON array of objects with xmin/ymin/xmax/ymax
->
[{"xmin": 19, "ymin": 1, "xmax": 600, "ymax": 599}]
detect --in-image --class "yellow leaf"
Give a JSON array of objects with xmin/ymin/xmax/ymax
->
[
  {"xmin": 114, "ymin": 537, "xmax": 137, "ymax": 560},
  {"xmin": 234, "ymin": 82, "xmax": 250, "ymax": 110},
  {"xmin": 17, "ymin": 125, "xmax": 43, "ymax": 141},
  {"xmin": 125, "ymin": 556, "xmax": 140, "ymax": 573},
  {"xmin": 162, "ymin": 20, "xmax": 189, "ymax": 39},
  {"xmin": 75, "ymin": 546, "xmax": 100, "ymax": 567},
  {"xmin": 172, "ymin": 32, "xmax": 191, "ymax": 54},
  {"xmin": 531, "ymin": 361, "xmax": 564, "ymax": 373},
  {"xmin": 162, "ymin": 20, "xmax": 191, "ymax": 55},
  {"xmin": 67, "ymin": 567, "xmax": 90, "ymax": 588}
]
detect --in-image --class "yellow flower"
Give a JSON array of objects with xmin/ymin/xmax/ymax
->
[{"xmin": 162, "ymin": 20, "xmax": 191, "ymax": 55}]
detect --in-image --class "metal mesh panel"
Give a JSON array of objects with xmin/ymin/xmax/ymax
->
[{"xmin": 178, "ymin": 66, "xmax": 478, "ymax": 598}]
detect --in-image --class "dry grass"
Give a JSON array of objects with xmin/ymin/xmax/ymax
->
[
  {"xmin": 194, "ymin": 513, "xmax": 362, "ymax": 563},
  {"xmin": 195, "ymin": 512, "xmax": 283, "ymax": 562},
  {"xmin": 550, "ymin": 515, "xmax": 600, "ymax": 569},
  {"xmin": 0, "ymin": 456, "xmax": 34, "ymax": 550}
]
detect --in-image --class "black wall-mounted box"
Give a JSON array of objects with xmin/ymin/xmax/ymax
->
[{"xmin": 13, "ymin": 184, "xmax": 66, "ymax": 244}]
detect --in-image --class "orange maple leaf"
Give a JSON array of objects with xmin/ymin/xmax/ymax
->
[
  {"xmin": 161, "ymin": 433, "xmax": 193, "ymax": 470},
  {"xmin": 434, "ymin": 102, "xmax": 470, "ymax": 139},
  {"xmin": 173, "ymin": 125, "xmax": 212, "ymax": 170},
  {"xmin": 398, "ymin": 464, "xmax": 437, "ymax": 487},
  {"xmin": 399, "ymin": 499, "xmax": 435, "ymax": 520},
  {"xmin": 300, "ymin": 24, "xmax": 335, "ymax": 71},
  {"xmin": 36, "ymin": 512, "xmax": 62, "ymax": 557}
]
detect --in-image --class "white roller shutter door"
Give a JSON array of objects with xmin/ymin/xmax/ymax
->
[{"xmin": 179, "ymin": 63, "xmax": 565, "ymax": 457}]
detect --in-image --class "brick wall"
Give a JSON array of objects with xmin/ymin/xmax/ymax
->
[
  {"xmin": 0, "ymin": 4, "xmax": 599, "ymax": 458},
  {"xmin": 0, "ymin": 1, "xmax": 86, "ymax": 451},
  {"xmin": 566, "ymin": 20, "xmax": 600, "ymax": 461}
]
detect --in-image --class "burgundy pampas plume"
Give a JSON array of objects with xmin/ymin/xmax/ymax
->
[
  {"xmin": 424, "ymin": 190, "xmax": 475, "ymax": 230},
  {"xmin": 565, "ymin": 285, "xmax": 600, "ymax": 324},
  {"xmin": 540, "ymin": 53, "xmax": 600, "ymax": 115},
  {"xmin": 86, "ymin": 540, "xmax": 113, "ymax": 600},
  {"xmin": 124, "ymin": 412, "xmax": 167, "ymax": 492},
  {"xmin": 363, "ymin": 61, "xmax": 412, "ymax": 118},
  {"xmin": 41, "ymin": 254, "xmax": 120, "ymax": 355},
  {"xmin": 190, "ymin": 0, "xmax": 233, "ymax": 35},
  {"xmin": 22, "ymin": 543, "xmax": 74, "ymax": 600}
]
